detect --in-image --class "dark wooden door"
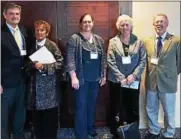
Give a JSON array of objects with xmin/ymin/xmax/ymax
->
[{"xmin": 1, "ymin": 1, "xmax": 119, "ymax": 127}]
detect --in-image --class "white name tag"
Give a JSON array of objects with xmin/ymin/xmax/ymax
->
[
  {"xmin": 90, "ymin": 52, "xmax": 98, "ymax": 59},
  {"xmin": 122, "ymin": 56, "xmax": 131, "ymax": 64},
  {"xmin": 151, "ymin": 57, "xmax": 159, "ymax": 65},
  {"xmin": 20, "ymin": 50, "xmax": 27, "ymax": 56}
]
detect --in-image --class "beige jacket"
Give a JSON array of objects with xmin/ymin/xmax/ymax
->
[{"xmin": 144, "ymin": 33, "xmax": 180, "ymax": 93}]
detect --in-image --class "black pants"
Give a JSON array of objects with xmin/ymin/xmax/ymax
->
[
  {"xmin": 33, "ymin": 107, "xmax": 58, "ymax": 139},
  {"xmin": 108, "ymin": 81, "xmax": 139, "ymax": 135}
]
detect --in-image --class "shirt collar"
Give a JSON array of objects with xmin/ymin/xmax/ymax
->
[
  {"xmin": 6, "ymin": 23, "xmax": 19, "ymax": 33},
  {"xmin": 36, "ymin": 38, "xmax": 46, "ymax": 46},
  {"xmin": 156, "ymin": 32, "xmax": 167, "ymax": 40}
]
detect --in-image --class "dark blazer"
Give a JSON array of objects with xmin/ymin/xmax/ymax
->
[
  {"xmin": 1, "ymin": 23, "xmax": 28, "ymax": 88},
  {"xmin": 144, "ymin": 33, "xmax": 180, "ymax": 93},
  {"xmin": 107, "ymin": 34, "xmax": 146, "ymax": 83}
]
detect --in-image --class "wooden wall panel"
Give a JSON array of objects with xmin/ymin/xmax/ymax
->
[
  {"xmin": 65, "ymin": 2, "xmax": 109, "ymax": 40},
  {"xmin": 1, "ymin": 1, "xmax": 57, "ymax": 42}
]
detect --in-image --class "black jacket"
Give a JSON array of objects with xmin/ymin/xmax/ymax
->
[{"xmin": 1, "ymin": 23, "xmax": 29, "ymax": 87}]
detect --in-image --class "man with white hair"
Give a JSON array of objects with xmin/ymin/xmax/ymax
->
[{"xmin": 144, "ymin": 13, "xmax": 180, "ymax": 139}]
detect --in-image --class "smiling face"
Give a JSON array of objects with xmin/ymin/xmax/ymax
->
[
  {"xmin": 80, "ymin": 14, "xmax": 94, "ymax": 32},
  {"xmin": 119, "ymin": 20, "xmax": 132, "ymax": 35},
  {"xmin": 153, "ymin": 15, "xmax": 168, "ymax": 36},
  {"xmin": 35, "ymin": 24, "xmax": 48, "ymax": 41},
  {"xmin": 3, "ymin": 8, "xmax": 21, "ymax": 28}
]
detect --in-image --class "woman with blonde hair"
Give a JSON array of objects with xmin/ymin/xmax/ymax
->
[{"xmin": 107, "ymin": 14, "xmax": 146, "ymax": 138}]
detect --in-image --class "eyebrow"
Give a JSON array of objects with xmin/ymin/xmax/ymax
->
[
  {"xmin": 82, "ymin": 20, "xmax": 92, "ymax": 22},
  {"xmin": 8, "ymin": 11, "xmax": 20, "ymax": 14}
]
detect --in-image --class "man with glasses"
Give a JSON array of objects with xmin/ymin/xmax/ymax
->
[{"xmin": 144, "ymin": 13, "xmax": 180, "ymax": 139}]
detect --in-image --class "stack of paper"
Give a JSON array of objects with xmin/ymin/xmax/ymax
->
[
  {"xmin": 121, "ymin": 81, "xmax": 139, "ymax": 89},
  {"xmin": 29, "ymin": 46, "xmax": 56, "ymax": 64}
]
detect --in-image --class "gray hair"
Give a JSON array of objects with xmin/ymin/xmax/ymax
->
[
  {"xmin": 3, "ymin": 3, "xmax": 21, "ymax": 14},
  {"xmin": 116, "ymin": 14, "xmax": 133, "ymax": 31},
  {"xmin": 153, "ymin": 13, "xmax": 169, "ymax": 23}
]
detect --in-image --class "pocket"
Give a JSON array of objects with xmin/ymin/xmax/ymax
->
[{"xmin": 166, "ymin": 72, "xmax": 177, "ymax": 78}]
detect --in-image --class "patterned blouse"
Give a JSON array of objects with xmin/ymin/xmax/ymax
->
[{"xmin": 25, "ymin": 38, "xmax": 64, "ymax": 110}]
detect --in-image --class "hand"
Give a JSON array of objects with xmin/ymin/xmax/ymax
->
[
  {"xmin": 99, "ymin": 77, "xmax": 106, "ymax": 86},
  {"xmin": 71, "ymin": 77, "xmax": 79, "ymax": 90},
  {"xmin": 0, "ymin": 85, "xmax": 3, "ymax": 94},
  {"xmin": 35, "ymin": 62, "xmax": 43, "ymax": 70},
  {"xmin": 120, "ymin": 79, "xmax": 127, "ymax": 86},
  {"xmin": 127, "ymin": 74, "xmax": 136, "ymax": 85}
]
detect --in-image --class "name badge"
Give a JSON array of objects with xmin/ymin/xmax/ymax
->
[
  {"xmin": 122, "ymin": 56, "xmax": 131, "ymax": 64},
  {"xmin": 151, "ymin": 57, "xmax": 159, "ymax": 65},
  {"xmin": 90, "ymin": 52, "xmax": 98, "ymax": 59},
  {"xmin": 20, "ymin": 50, "xmax": 27, "ymax": 56}
]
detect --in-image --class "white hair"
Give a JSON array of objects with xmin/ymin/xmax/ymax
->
[{"xmin": 116, "ymin": 14, "xmax": 133, "ymax": 31}]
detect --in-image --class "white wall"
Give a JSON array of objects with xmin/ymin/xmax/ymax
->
[{"xmin": 132, "ymin": 2, "xmax": 180, "ymax": 128}]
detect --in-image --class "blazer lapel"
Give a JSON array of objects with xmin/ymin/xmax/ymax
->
[
  {"xmin": 113, "ymin": 35, "xmax": 125, "ymax": 56},
  {"xmin": 159, "ymin": 33, "xmax": 172, "ymax": 57},
  {"xmin": 128, "ymin": 44, "xmax": 135, "ymax": 55},
  {"xmin": 128, "ymin": 34, "xmax": 137, "ymax": 55},
  {"xmin": 19, "ymin": 27, "xmax": 27, "ymax": 50},
  {"xmin": 146, "ymin": 37, "xmax": 157, "ymax": 57},
  {"xmin": 2, "ymin": 24, "xmax": 21, "ymax": 56},
  {"xmin": 44, "ymin": 38, "xmax": 50, "ymax": 47}
]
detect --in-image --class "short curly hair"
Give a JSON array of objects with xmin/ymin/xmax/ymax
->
[{"xmin": 34, "ymin": 20, "xmax": 51, "ymax": 34}]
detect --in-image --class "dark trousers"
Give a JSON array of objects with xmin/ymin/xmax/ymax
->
[
  {"xmin": 108, "ymin": 81, "xmax": 140, "ymax": 135},
  {"xmin": 32, "ymin": 107, "xmax": 58, "ymax": 139},
  {"xmin": 1, "ymin": 82, "xmax": 26, "ymax": 139},
  {"xmin": 74, "ymin": 81, "xmax": 99, "ymax": 139}
]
